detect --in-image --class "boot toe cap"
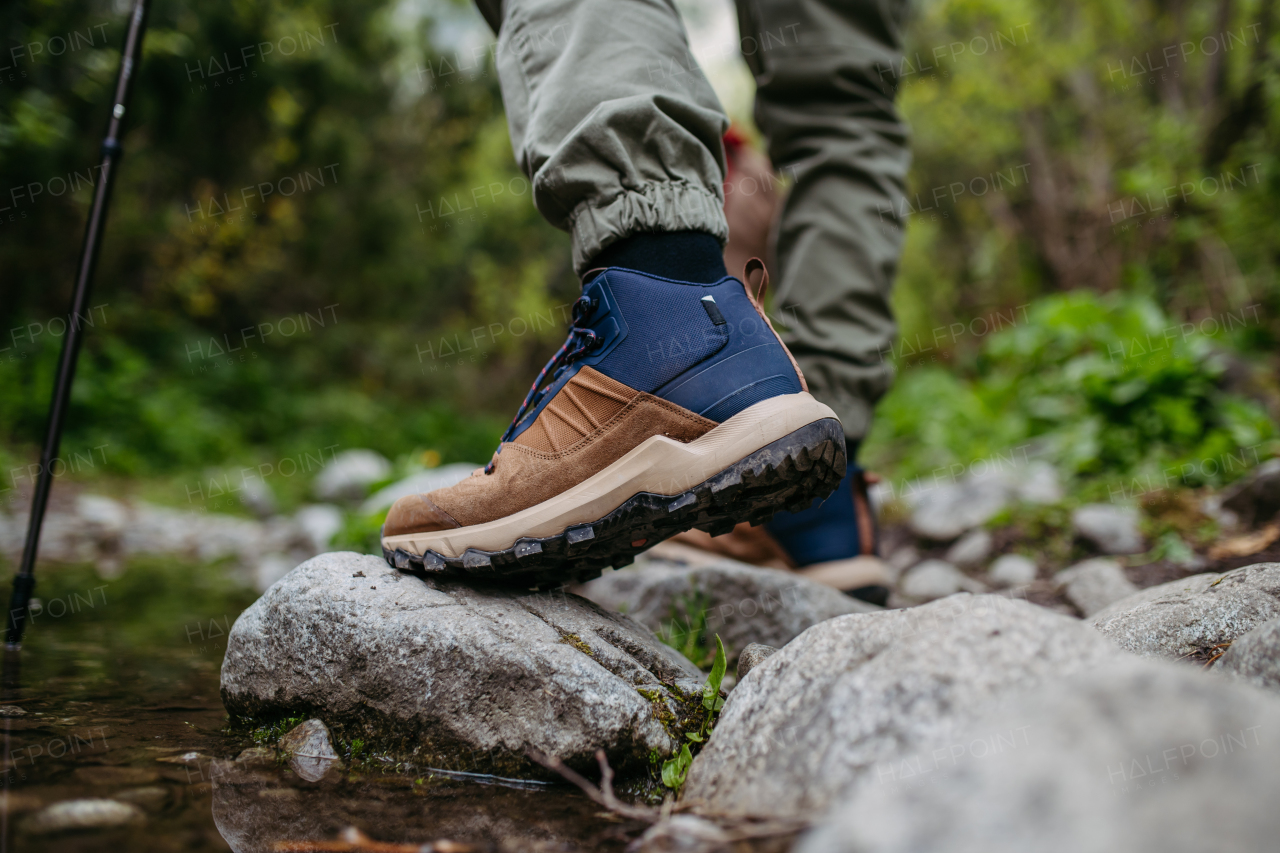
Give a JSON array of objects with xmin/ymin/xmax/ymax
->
[{"xmin": 382, "ymin": 494, "xmax": 460, "ymax": 537}]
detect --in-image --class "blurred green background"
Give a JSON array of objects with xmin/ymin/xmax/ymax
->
[{"xmin": 2, "ymin": 0, "xmax": 1278, "ymax": 513}]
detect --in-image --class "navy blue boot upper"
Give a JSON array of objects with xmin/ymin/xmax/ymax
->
[
  {"xmin": 501, "ymin": 267, "xmax": 805, "ymax": 447},
  {"xmin": 763, "ymin": 461, "xmax": 868, "ymax": 564}
]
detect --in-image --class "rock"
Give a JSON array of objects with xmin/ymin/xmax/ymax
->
[
  {"xmin": 1091, "ymin": 563, "xmax": 1280, "ymax": 659},
  {"xmin": 22, "ymin": 799, "xmax": 145, "ymax": 834},
  {"xmin": 1215, "ymin": 617, "xmax": 1280, "ymax": 691},
  {"xmin": 578, "ymin": 557, "xmax": 876, "ymax": 668},
  {"xmin": 253, "ymin": 554, "xmax": 297, "ymax": 593},
  {"xmin": 736, "ymin": 644, "xmax": 777, "ymax": 681},
  {"xmin": 885, "ymin": 546, "xmax": 919, "ymax": 581},
  {"xmin": 796, "ymin": 659, "xmax": 1280, "ymax": 853},
  {"xmin": 945, "ymin": 529, "xmax": 993, "ymax": 568},
  {"xmin": 1054, "ymin": 558, "xmax": 1138, "ymax": 617},
  {"xmin": 292, "ymin": 504, "xmax": 344, "ymax": 553},
  {"xmin": 360, "ymin": 463, "xmax": 479, "ymax": 515},
  {"xmin": 76, "ymin": 494, "xmax": 128, "ymax": 535},
  {"xmin": 277, "ymin": 719, "xmax": 341, "ymax": 782},
  {"xmin": 221, "ymin": 553, "xmax": 704, "ymax": 778},
  {"xmin": 1219, "ymin": 458, "xmax": 1280, "ymax": 528},
  {"xmin": 680, "ymin": 595, "xmax": 1117, "ymax": 820},
  {"xmin": 238, "ymin": 477, "xmax": 278, "ymax": 518},
  {"xmin": 1072, "ymin": 504, "xmax": 1144, "ymax": 554},
  {"xmin": 1015, "ymin": 460, "xmax": 1063, "ymax": 505},
  {"xmin": 0, "ymin": 705, "xmax": 26, "ymax": 717},
  {"xmin": 908, "ymin": 479, "xmax": 1008, "ymax": 541},
  {"xmin": 898, "ymin": 560, "xmax": 984, "ymax": 602},
  {"xmin": 312, "ymin": 450, "xmax": 391, "ymax": 502},
  {"xmin": 986, "ymin": 554, "xmax": 1037, "ymax": 587}
]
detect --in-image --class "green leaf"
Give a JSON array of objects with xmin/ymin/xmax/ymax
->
[
  {"xmin": 665, "ymin": 753, "xmax": 686, "ymax": 788},
  {"xmin": 702, "ymin": 634, "xmax": 727, "ymax": 711},
  {"xmin": 713, "ymin": 695, "xmax": 724, "ymax": 711},
  {"xmin": 685, "ymin": 732, "xmax": 704, "ymax": 742}
]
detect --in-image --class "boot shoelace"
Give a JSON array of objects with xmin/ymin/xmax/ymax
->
[{"xmin": 484, "ymin": 294, "xmax": 601, "ymax": 474}]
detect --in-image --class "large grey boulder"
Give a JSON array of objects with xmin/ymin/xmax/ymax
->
[
  {"xmin": 797, "ymin": 660, "xmax": 1280, "ymax": 853},
  {"xmin": 1054, "ymin": 558, "xmax": 1138, "ymax": 617},
  {"xmin": 1072, "ymin": 503, "xmax": 1144, "ymax": 554},
  {"xmin": 1215, "ymin": 616, "xmax": 1280, "ymax": 691},
  {"xmin": 221, "ymin": 553, "xmax": 704, "ymax": 777},
  {"xmin": 680, "ymin": 595, "xmax": 1118, "ymax": 820},
  {"xmin": 1091, "ymin": 563, "xmax": 1280, "ymax": 659},
  {"xmin": 577, "ymin": 557, "xmax": 875, "ymax": 668}
]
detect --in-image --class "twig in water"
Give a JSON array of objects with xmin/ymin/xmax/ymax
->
[{"xmin": 525, "ymin": 747, "xmax": 660, "ymax": 822}]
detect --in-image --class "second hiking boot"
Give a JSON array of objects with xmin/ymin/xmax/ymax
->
[{"xmin": 381, "ymin": 264, "xmax": 846, "ymax": 587}]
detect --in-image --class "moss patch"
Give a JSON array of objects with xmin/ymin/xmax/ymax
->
[{"xmin": 558, "ymin": 632, "xmax": 594, "ymax": 656}]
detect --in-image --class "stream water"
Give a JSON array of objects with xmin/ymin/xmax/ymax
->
[{"xmin": 0, "ymin": 557, "xmax": 642, "ymax": 852}]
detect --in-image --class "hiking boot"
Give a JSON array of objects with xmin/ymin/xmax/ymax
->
[
  {"xmin": 668, "ymin": 454, "xmax": 890, "ymax": 606},
  {"xmin": 381, "ymin": 262, "xmax": 846, "ymax": 587}
]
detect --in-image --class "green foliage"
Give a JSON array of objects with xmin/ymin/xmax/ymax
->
[
  {"xmin": 864, "ymin": 290, "xmax": 1276, "ymax": 493},
  {"xmin": 658, "ymin": 589, "xmax": 713, "ymax": 669},
  {"xmin": 250, "ymin": 714, "xmax": 307, "ymax": 747},
  {"xmin": 1, "ymin": 0, "xmax": 574, "ymax": 483},
  {"xmin": 661, "ymin": 634, "xmax": 726, "ymax": 795}
]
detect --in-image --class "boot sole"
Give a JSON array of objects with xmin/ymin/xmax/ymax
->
[{"xmin": 383, "ymin": 398, "xmax": 845, "ymax": 588}]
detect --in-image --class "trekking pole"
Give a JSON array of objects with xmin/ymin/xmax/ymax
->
[{"xmin": 5, "ymin": 0, "xmax": 152, "ymax": 650}]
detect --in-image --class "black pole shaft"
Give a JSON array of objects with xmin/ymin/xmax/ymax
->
[{"xmin": 6, "ymin": 0, "xmax": 151, "ymax": 649}]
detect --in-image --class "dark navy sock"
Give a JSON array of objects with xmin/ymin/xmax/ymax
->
[{"xmin": 588, "ymin": 231, "xmax": 727, "ymax": 284}]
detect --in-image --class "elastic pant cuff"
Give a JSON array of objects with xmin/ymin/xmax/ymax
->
[{"xmin": 569, "ymin": 182, "xmax": 728, "ymax": 276}]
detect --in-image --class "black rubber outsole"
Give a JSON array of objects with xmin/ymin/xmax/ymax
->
[{"xmin": 383, "ymin": 418, "xmax": 847, "ymax": 589}]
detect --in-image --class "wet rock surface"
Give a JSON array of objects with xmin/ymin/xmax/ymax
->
[
  {"xmin": 680, "ymin": 595, "xmax": 1117, "ymax": 821},
  {"xmin": 1090, "ymin": 562, "xmax": 1280, "ymax": 659},
  {"xmin": 577, "ymin": 556, "xmax": 876, "ymax": 668},
  {"xmin": 797, "ymin": 660, "xmax": 1280, "ymax": 853},
  {"xmin": 277, "ymin": 719, "xmax": 342, "ymax": 782},
  {"xmin": 23, "ymin": 799, "xmax": 146, "ymax": 834},
  {"xmin": 221, "ymin": 552, "xmax": 704, "ymax": 777}
]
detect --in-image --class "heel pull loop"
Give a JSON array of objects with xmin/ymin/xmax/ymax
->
[{"xmin": 743, "ymin": 258, "xmax": 769, "ymax": 306}]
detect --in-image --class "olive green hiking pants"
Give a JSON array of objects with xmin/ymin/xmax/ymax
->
[{"xmin": 475, "ymin": 0, "xmax": 910, "ymax": 442}]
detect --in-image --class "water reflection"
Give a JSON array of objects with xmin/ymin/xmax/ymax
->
[{"xmin": 0, "ymin": 559, "xmax": 639, "ymax": 852}]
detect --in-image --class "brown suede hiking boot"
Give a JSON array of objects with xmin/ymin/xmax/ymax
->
[{"xmin": 381, "ymin": 265, "xmax": 846, "ymax": 587}]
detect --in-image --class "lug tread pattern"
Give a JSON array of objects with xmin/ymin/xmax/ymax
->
[{"xmin": 383, "ymin": 419, "xmax": 846, "ymax": 589}]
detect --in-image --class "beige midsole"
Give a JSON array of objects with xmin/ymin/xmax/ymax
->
[{"xmin": 382, "ymin": 392, "xmax": 839, "ymax": 558}]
